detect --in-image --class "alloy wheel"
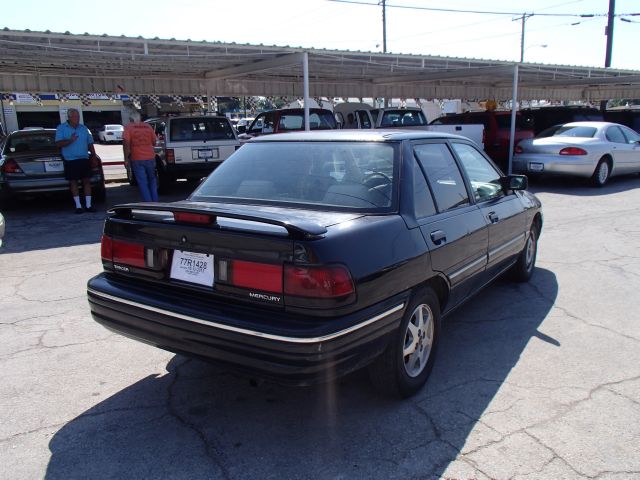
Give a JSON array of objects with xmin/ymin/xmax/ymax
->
[{"xmin": 403, "ymin": 304, "xmax": 434, "ymax": 378}]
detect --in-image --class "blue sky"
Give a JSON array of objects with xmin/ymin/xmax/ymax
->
[{"xmin": 3, "ymin": 0, "xmax": 639, "ymax": 69}]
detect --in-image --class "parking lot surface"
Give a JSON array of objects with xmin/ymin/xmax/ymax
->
[{"xmin": 1, "ymin": 175, "xmax": 639, "ymax": 480}]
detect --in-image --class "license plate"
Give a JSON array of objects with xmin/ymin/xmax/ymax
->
[
  {"xmin": 170, "ymin": 251, "xmax": 214, "ymax": 287},
  {"xmin": 195, "ymin": 149, "xmax": 218, "ymax": 160},
  {"xmin": 529, "ymin": 162, "xmax": 544, "ymax": 172},
  {"xmin": 44, "ymin": 161, "xmax": 64, "ymax": 172}
]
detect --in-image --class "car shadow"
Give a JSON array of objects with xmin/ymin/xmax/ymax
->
[
  {"xmin": 45, "ymin": 268, "xmax": 558, "ymax": 479},
  {"xmin": 0, "ymin": 182, "xmax": 195, "ymax": 254},
  {"xmin": 527, "ymin": 173, "xmax": 639, "ymax": 196}
]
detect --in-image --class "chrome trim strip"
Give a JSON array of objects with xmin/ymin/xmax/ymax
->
[
  {"xmin": 488, "ymin": 233, "xmax": 526, "ymax": 262},
  {"xmin": 450, "ymin": 255, "xmax": 487, "ymax": 281},
  {"xmin": 88, "ymin": 288, "xmax": 405, "ymax": 344}
]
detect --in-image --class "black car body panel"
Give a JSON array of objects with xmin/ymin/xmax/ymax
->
[{"xmin": 88, "ymin": 130, "xmax": 542, "ymax": 387}]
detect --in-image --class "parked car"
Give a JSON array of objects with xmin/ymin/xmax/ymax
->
[
  {"xmin": 239, "ymin": 108, "xmax": 337, "ymax": 140},
  {"xmin": 521, "ymin": 106, "xmax": 603, "ymax": 135},
  {"xmin": 371, "ymin": 107, "xmax": 429, "ymax": 128},
  {"xmin": 430, "ymin": 111, "xmax": 535, "ymax": 169},
  {"xmin": 87, "ymin": 130, "xmax": 542, "ymax": 397},
  {"xmin": 127, "ymin": 115, "xmax": 240, "ymax": 192},
  {"xmin": 98, "ymin": 124, "xmax": 124, "ymax": 143},
  {"xmin": 0, "ymin": 129, "xmax": 106, "ymax": 206},
  {"xmin": 603, "ymin": 108, "xmax": 640, "ymax": 133},
  {"xmin": 235, "ymin": 117, "xmax": 255, "ymax": 134},
  {"xmin": 513, "ymin": 121, "xmax": 640, "ymax": 187}
]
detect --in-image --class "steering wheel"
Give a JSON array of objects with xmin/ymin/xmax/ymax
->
[{"xmin": 364, "ymin": 171, "xmax": 392, "ymax": 189}]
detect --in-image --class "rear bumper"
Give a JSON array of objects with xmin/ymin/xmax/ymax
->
[
  {"xmin": 0, "ymin": 173, "xmax": 104, "ymax": 196},
  {"xmin": 87, "ymin": 273, "xmax": 407, "ymax": 385},
  {"xmin": 512, "ymin": 155, "xmax": 595, "ymax": 177}
]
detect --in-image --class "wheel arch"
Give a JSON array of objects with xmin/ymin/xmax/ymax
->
[{"xmin": 414, "ymin": 275, "xmax": 449, "ymax": 313}]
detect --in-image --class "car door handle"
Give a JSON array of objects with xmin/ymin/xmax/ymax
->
[
  {"xmin": 488, "ymin": 212, "xmax": 500, "ymax": 224},
  {"xmin": 430, "ymin": 230, "xmax": 447, "ymax": 245}
]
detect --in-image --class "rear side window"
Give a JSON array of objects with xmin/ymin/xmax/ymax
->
[
  {"xmin": 605, "ymin": 126, "xmax": 627, "ymax": 144},
  {"xmin": 170, "ymin": 118, "xmax": 234, "ymax": 142},
  {"xmin": 356, "ymin": 111, "xmax": 372, "ymax": 129},
  {"xmin": 413, "ymin": 160, "xmax": 437, "ymax": 218},
  {"xmin": 6, "ymin": 134, "xmax": 57, "ymax": 153},
  {"xmin": 414, "ymin": 143, "xmax": 470, "ymax": 212}
]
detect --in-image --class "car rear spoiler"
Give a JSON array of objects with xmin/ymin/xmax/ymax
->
[{"xmin": 107, "ymin": 202, "xmax": 328, "ymax": 240}]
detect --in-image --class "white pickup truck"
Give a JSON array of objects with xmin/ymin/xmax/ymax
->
[{"xmin": 335, "ymin": 105, "xmax": 484, "ymax": 149}]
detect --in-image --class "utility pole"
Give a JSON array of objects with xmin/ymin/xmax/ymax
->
[
  {"xmin": 381, "ymin": 0, "xmax": 387, "ymax": 53},
  {"xmin": 515, "ymin": 13, "xmax": 534, "ymax": 63},
  {"xmin": 601, "ymin": 0, "xmax": 615, "ymax": 111},
  {"xmin": 604, "ymin": 0, "xmax": 615, "ymax": 67}
]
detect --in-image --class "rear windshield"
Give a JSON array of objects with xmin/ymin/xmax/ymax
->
[
  {"xmin": 539, "ymin": 125, "xmax": 597, "ymax": 138},
  {"xmin": 5, "ymin": 133, "xmax": 57, "ymax": 153},
  {"xmin": 278, "ymin": 112, "xmax": 337, "ymax": 131},
  {"xmin": 170, "ymin": 118, "xmax": 235, "ymax": 142},
  {"xmin": 192, "ymin": 141, "xmax": 398, "ymax": 212},
  {"xmin": 105, "ymin": 125, "xmax": 123, "ymax": 131},
  {"xmin": 380, "ymin": 110, "xmax": 427, "ymax": 127}
]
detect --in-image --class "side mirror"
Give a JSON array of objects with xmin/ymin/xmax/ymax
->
[{"xmin": 501, "ymin": 174, "xmax": 528, "ymax": 191}]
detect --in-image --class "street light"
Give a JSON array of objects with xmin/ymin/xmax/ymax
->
[{"xmin": 522, "ymin": 44, "xmax": 548, "ymax": 63}]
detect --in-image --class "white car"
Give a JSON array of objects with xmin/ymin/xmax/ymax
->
[
  {"xmin": 98, "ymin": 124, "xmax": 124, "ymax": 143},
  {"xmin": 513, "ymin": 121, "xmax": 640, "ymax": 187}
]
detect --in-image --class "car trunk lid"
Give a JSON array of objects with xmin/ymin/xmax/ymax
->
[{"xmin": 101, "ymin": 202, "xmax": 361, "ymax": 309}]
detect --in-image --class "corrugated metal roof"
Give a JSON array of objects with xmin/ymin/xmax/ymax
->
[{"xmin": 1, "ymin": 28, "xmax": 639, "ymax": 100}]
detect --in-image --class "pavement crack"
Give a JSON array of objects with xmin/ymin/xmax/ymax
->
[{"xmin": 166, "ymin": 358, "xmax": 233, "ymax": 480}]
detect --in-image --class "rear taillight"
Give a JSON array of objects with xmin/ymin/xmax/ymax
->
[
  {"xmin": 514, "ymin": 145, "xmax": 524, "ymax": 154},
  {"xmin": 559, "ymin": 147, "xmax": 587, "ymax": 155},
  {"xmin": 173, "ymin": 212, "xmax": 213, "ymax": 225},
  {"xmin": 1, "ymin": 159, "xmax": 23, "ymax": 174},
  {"xmin": 101, "ymin": 235, "xmax": 146, "ymax": 268},
  {"xmin": 230, "ymin": 260, "xmax": 283, "ymax": 293},
  {"xmin": 166, "ymin": 148, "xmax": 175, "ymax": 163},
  {"xmin": 284, "ymin": 264, "xmax": 354, "ymax": 298}
]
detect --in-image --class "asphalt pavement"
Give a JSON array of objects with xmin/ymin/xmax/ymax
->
[{"xmin": 0, "ymin": 173, "xmax": 639, "ymax": 480}]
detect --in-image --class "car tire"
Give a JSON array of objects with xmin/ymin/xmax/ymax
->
[
  {"xmin": 368, "ymin": 287, "xmax": 441, "ymax": 398},
  {"xmin": 591, "ymin": 158, "xmax": 611, "ymax": 187},
  {"xmin": 510, "ymin": 223, "xmax": 538, "ymax": 282}
]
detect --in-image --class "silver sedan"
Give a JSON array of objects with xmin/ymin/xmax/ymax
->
[{"xmin": 513, "ymin": 121, "xmax": 640, "ymax": 186}]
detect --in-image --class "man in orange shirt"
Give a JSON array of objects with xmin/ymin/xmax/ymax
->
[{"xmin": 123, "ymin": 111, "xmax": 158, "ymax": 201}]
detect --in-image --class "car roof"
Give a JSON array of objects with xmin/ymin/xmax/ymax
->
[
  {"xmin": 561, "ymin": 121, "xmax": 621, "ymax": 128},
  {"xmin": 9, "ymin": 129, "xmax": 56, "ymax": 137},
  {"xmin": 248, "ymin": 130, "xmax": 469, "ymax": 142},
  {"xmin": 168, "ymin": 115, "xmax": 228, "ymax": 121}
]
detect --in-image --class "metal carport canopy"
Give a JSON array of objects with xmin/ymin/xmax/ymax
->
[{"xmin": 1, "ymin": 29, "xmax": 640, "ymax": 101}]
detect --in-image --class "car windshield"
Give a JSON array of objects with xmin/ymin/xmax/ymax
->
[
  {"xmin": 278, "ymin": 112, "xmax": 337, "ymax": 131},
  {"xmin": 105, "ymin": 125, "xmax": 123, "ymax": 131},
  {"xmin": 539, "ymin": 125, "xmax": 597, "ymax": 138},
  {"xmin": 5, "ymin": 133, "xmax": 57, "ymax": 153},
  {"xmin": 380, "ymin": 110, "xmax": 427, "ymax": 127},
  {"xmin": 170, "ymin": 118, "xmax": 235, "ymax": 142},
  {"xmin": 191, "ymin": 141, "xmax": 398, "ymax": 212}
]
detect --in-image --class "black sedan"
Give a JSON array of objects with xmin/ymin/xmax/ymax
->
[
  {"xmin": 87, "ymin": 131, "xmax": 542, "ymax": 397},
  {"xmin": 0, "ymin": 129, "xmax": 106, "ymax": 206}
]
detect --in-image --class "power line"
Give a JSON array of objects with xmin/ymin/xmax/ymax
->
[{"xmin": 325, "ymin": 0, "xmax": 638, "ymax": 18}]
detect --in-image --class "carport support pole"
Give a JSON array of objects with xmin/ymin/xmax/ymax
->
[
  {"xmin": 303, "ymin": 51, "xmax": 310, "ymax": 131},
  {"xmin": 508, "ymin": 63, "xmax": 519, "ymax": 175}
]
